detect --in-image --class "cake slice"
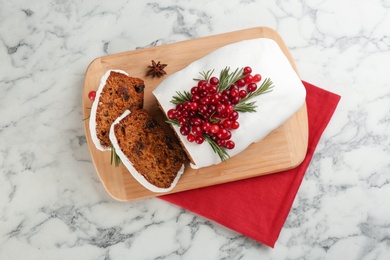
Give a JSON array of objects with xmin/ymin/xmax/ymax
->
[
  {"xmin": 109, "ymin": 109, "xmax": 186, "ymax": 192},
  {"xmin": 89, "ymin": 70, "xmax": 145, "ymax": 151}
]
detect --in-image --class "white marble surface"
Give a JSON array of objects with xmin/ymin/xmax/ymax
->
[{"xmin": 1, "ymin": 0, "xmax": 389, "ymax": 259}]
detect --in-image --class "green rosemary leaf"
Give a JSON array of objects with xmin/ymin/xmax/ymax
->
[
  {"xmin": 166, "ymin": 119, "xmax": 180, "ymax": 127},
  {"xmin": 218, "ymin": 67, "xmax": 244, "ymax": 92},
  {"xmin": 207, "ymin": 112, "xmax": 220, "ymax": 124},
  {"xmin": 239, "ymin": 77, "xmax": 274, "ymax": 104},
  {"xmin": 110, "ymin": 144, "xmax": 121, "ymax": 167},
  {"xmin": 204, "ymin": 69, "xmax": 215, "ymax": 82},
  {"xmin": 115, "ymin": 150, "xmax": 121, "ymax": 167},
  {"xmin": 234, "ymin": 101, "xmax": 258, "ymax": 113},
  {"xmin": 194, "ymin": 69, "xmax": 215, "ymax": 82},
  {"xmin": 204, "ymin": 135, "xmax": 230, "ymax": 162},
  {"xmin": 209, "ymin": 117, "xmax": 220, "ymax": 124},
  {"xmin": 170, "ymin": 91, "xmax": 191, "ymax": 104},
  {"xmin": 110, "ymin": 146, "xmax": 113, "ymax": 164}
]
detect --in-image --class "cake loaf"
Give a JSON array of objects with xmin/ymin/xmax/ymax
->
[
  {"xmin": 153, "ymin": 38, "xmax": 306, "ymax": 169},
  {"xmin": 109, "ymin": 109, "xmax": 186, "ymax": 192},
  {"xmin": 89, "ymin": 70, "xmax": 145, "ymax": 151}
]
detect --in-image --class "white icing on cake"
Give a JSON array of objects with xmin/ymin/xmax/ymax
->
[
  {"xmin": 89, "ymin": 69, "xmax": 129, "ymax": 151},
  {"xmin": 152, "ymin": 38, "xmax": 306, "ymax": 169},
  {"xmin": 109, "ymin": 110, "xmax": 185, "ymax": 193}
]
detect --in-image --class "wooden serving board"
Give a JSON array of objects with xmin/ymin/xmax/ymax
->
[{"xmin": 82, "ymin": 27, "xmax": 308, "ymax": 201}]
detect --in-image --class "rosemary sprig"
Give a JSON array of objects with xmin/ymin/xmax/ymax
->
[
  {"xmin": 204, "ymin": 135, "xmax": 230, "ymax": 162},
  {"xmin": 170, "ymin": 91, "xmax": 191, "ymax": 105},
  {"xmin": 239, "ymin": 77, "xmax": 274, "ymax": 103},
  {"xmin": 166, "ymin": 119, "xmax": 229, "ymax": 161},
  {"xmin": 194, "ymin": 69, "xmax": 215, "ymax": 82},
  {"xmin": 233, "ymin": 101, "xmax": 257, "ymax": 113},
  {"xmin": 218, "ymin": 67, "xmax": 244, "ymax": 92},
  {"xmin": 110, "ymin": 144, "xmax": 121, "ymax": 167},
  {"xmin": 166, "ymin": 119, "xmax": 180, "ymax": 127},
  {"xmin": 235, "ymin": 78, "xmax": 274, "ymax": 112},
  {"xmin": 208, "ymin": 115, "xmax": 220, "ymax": 124},
  {"xmin": 194, "ymin": 67, "xmax": 244, "ymax": 92}
]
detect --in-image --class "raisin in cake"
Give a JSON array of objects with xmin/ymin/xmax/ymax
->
[
  {"xmin": 109, "ymin": 109, "xmax": 186, "ymax": 192},
  {"xmin": 153, "ymin": 38, "xmax": 306, "ymax": 169},
  {"xmin": 89, "ymin": 70, "xmax": 145, "ymax": 151}
]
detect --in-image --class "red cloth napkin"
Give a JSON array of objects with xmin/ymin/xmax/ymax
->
[{"xmin": 160, "ymin": 81, "xmax": 341, "ymax": 247}]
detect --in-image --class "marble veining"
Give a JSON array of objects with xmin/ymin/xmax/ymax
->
[{"xmin": 1, "ymin": 0, "xmax": 390, "ymax": 259}]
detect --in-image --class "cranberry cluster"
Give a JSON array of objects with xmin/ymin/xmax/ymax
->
[{"xmin": 167, "ymin": 66, "xmax": 261, "ymax": 150}]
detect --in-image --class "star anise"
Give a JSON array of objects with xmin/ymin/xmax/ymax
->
[{"xmin": 146, "ymin": 60, "xmax": 168, "ymax": 78}]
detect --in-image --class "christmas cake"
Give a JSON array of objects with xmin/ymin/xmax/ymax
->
[{"xmin": 153, "ymin": 38, "xmax": 306, "ymax": 169}]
